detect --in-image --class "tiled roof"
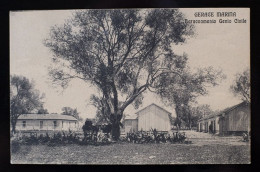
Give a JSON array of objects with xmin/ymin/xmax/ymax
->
[
  {"xmin": 18, "ymin": 114, "xmax": 78, "ymax": 121},
  {"xmin": 135, "ymin": 103, "xmax": 171, "ymax": 115}
]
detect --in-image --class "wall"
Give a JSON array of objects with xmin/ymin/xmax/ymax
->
[
  {"xmin": 220, "ymin": 104, "xmax": 250, "ymax": 134},
  {"xmin": 137, "ymin": 105, "xmax": 171, "ymax": 131},
  {"xmin": 198, "ymin": 116, "xmax": 220, "ymax": 134},
  {"xmin": 124, "ymin": 119, "xmax": 138, "ymax": 133},
  {"xmin": 16, "ymin": 119, "xmax": 79, "ymax": 131},
  {"xmin": 199, "ymin": 103, "xmax": 250, "ymax": 135}
]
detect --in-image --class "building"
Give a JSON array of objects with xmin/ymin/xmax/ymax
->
[
  {"xmin": 123, "ymin": 103, "xmax": 172, "ymax": 133},
  {"xmin": 197, "ymin": 102, "xmax": 250, "ymax": 135},
  {"xmin": 16, "ymin": 114, "xmax": 79, "ymax": 132},
  {"xmin": 124, "ymin": 114, "xmax": 138, "ymax": 133}
]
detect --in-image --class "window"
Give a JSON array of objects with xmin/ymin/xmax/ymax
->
[
  {"xmin": 40, "ymin": 121, "xmax": 43, "ymax": 129},
  {"xmin": 62, "ymin": 121, "xmax": 63, "ymax": 128},
  {"xmin": 22, "ymin": 121, "xmax": 26, "ymax": 128},
  {"xmin": 53, "ymin": 121, "xmax": 57, "ymax": 128},
  {"xmin": 75, "ymin": 122, "xmax": 76, "ymax": 127}
]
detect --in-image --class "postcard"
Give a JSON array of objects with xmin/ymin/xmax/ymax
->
[{"xmin": 10, "ymin": 8, "xmax": 250, "ymax": 164}]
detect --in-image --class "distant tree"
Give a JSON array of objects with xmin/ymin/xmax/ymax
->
[
  {"xmin": 10, "ymin": 75, "xmax": 44, "ymax": 133},
  {"xmin": 37, "ymin": 105, "xmax": 49, "ymax": 114},
  {"xmin": 155, "ymin": 66, "xmax": 225, "ymax": 129},
  {"xmin": 173, "ymin": 117, "xmax": 181, "ymax": 130},
  {"xmin": 189, "ymin": 104, "xmax": 215, "ymax": 128},
  {"xmin": 44, "ymin": 9, "xmax": 194, "ymax": 140},
  {"xmin": 230, "ymin": 68, "xmax": 250, "ymax": 103},
  {"xmin": 61, "ymin": 107, "xmax": 83, "ymax": 121}
]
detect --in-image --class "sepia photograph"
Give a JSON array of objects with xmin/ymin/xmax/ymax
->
[{"xmin": 10, "ymin": 8, "xmax": 250, "ymax": 164}]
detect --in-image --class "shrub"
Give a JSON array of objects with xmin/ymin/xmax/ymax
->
[
  {"xmin": 12, "ymin": 129, "xmax": 114, "ymax": 147},
  {"xmin": 38, "ymin": 133, "xmax": 50, "ymax": 144},
  {"xmin": 126, "ymin": 130, "xmax": 189, "ymax": 144},
  {"xmin": 11, "ymin": 139, "xmax": 21, "ymax": 153},
  {"xmin": 23, "ymin": 133, "xmax": 39, "ymax": 145},
  {"xmin": 242, "ymin": 132, "xmax": 250, "ymax": 142},
  {"xmin": 81, "ymin": 120, "xmax": 113, "ymax": 145},
  {"xmin": 101, "ymin": 124, "xmax": 112, "ymax": 134},
  {"xmin": 47, "ymin": 132, "xmax": 63, "ymax": 146},
  {"xmin": 168, "ymin": 132, "xmax": 187, "ymax": 143}
]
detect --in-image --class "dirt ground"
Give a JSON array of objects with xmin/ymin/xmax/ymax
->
[
  {"xmin": 11, "ymin": 130, "xmax": 250, "ymax": 164},
  {"xmin": 183, "ymin": 130, "xmax": 250, "ymax": 146}
]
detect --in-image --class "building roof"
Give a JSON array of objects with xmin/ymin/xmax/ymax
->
[
  {"xmin": 198, "ymin": 101, "xmax": 248, "ymax": 122},
  {"xmin": 18, "ymin": 114, "xmax": 78, "ymax": 121},
  {"xmin": 198, "ymin": 112, "xmax": 221, "ymax": 122},
  {"xmin": 135, "ymin": 103, "xmax": 172, "ymax": 115},
  {"xmin": 124, "ymin": 114, "xmax": 138, "ymax": 120}
]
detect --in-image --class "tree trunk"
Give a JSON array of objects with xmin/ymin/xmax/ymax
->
[
  {"xmin": 187, "ymin": 109, "xmax": 192, "ymax": 130},
  {"xmin": 111, "ymin": 122, "xmax": 120, "ymax": 141},
  {"xmin": 11, "ymin": 120, "xmax": 17, "ymax": 134}
]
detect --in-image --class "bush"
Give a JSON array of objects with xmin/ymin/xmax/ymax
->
[
  {"xmin": 12, "ymin": 129, "xmax": 113, "ymax": 147},
  {"xmin": 242, "ymin": 132, "xmax": 250, "ymax": 142},
  {"xmin": 38, "ymin": 133, "xmax": 50, "ymax": 144},
  {"xmin": 81, "ymin": 120, "xmax": 113, "ymax": 145},
  {"xmin": 11, "ymin": 131, "xmax": 82, "ymax": 147},
  {"xmin": 63, "ymin": 130, "xmax": 81, "ymax": 144},
  {"xmin": 47, "ymin": 132, "xmax": 64, "ymax": 146},
  {"xmin": 167, "ymin": 132, "xmax": 187, "ymax": 143},
  {"xmin": 126, "ymin": 129, "xmax": 189, "ymax": 144},
  {"xmin": 11, "ymin": 139, "xmax": 21, "ymax": 153},
  {"xmin": 126, "ymin": 130, "xmax": 159, "ymax": 144},
  {"xmin": 23, "ymin": 133, "xmax": 39, "ymax": 145}
]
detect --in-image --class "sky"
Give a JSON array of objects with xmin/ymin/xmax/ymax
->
[{"xmin": 10, "ymin": 8, "xmax": 250, "ymax": 120}]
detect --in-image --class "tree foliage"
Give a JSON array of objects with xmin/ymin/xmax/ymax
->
[
  {"xmin": 155, "ymin": 64, "xmax": 225, "ymax": 129},
  {"xmin": 189, "ymin": 104, "xmax": 216, "ymax": 128},
  {"xmin": 37, "ymin": 105, "xmax": 49, "ymax": 114},
  {"xmin": 89, "ymin": 94, "xmax": 125, "ymax": 128},
  {"xmin": 61, "ymin": 107, "xmax": 83, "ymax": 121},
  {"xmin": 230, "ymin": 68, "xmax": 250, "ymax": 103},
  {"xmin": 89, "ymin": 95, "xmax": 111, "ymax": 124},
  {"xmin": 10, "ymin": 75, "xmax": 44, "ymax": 133},
  {"xmin": 44, "ymin": 9, "xmax": 194, "ymax": 139}
]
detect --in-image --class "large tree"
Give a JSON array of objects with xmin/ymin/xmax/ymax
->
[
  {"xmin": 230, "ymin": 68, "xmax": 250, "ymax": 103},
  {"xmin": 155, "ymin": 66, "xmax": 225, "ymax": 129},
  {"xmin": 44, "ymin": 9, "xmax": 194, "ymax": 140},
  {"xmin": 89, "ymin": 94, "xmax": 130, "ymax": 127},
  {"xmin": 10, "ymin": 75, "xmax": 44, "ymax": 133}
]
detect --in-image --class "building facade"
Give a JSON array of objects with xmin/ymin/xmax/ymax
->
[
  {"xmin": 123, "ymin": 103, "xmax": 172, "ymax": 133},
  {"xmin": 124, "ymin": 115, "xmax": 138, "ymax": 133},
  {"xmin": 16, "ymin": 114, "xmax": 79, "ymax": 132},
  {"xmin": 197, "ymin": 102, "xmax": 250, "ymax": 135}
]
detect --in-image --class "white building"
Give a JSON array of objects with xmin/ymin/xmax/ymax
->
[
  {"xmin": 197, "ymin": 102, "xmax": 250, "ymax": 135},
  {"xmin": 16, "ymin": 114, "xmax": 79, "ymax": 132},
  {"xmin": 123, "ymin": 103, "xmax": 172, "ymax": 133}
]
